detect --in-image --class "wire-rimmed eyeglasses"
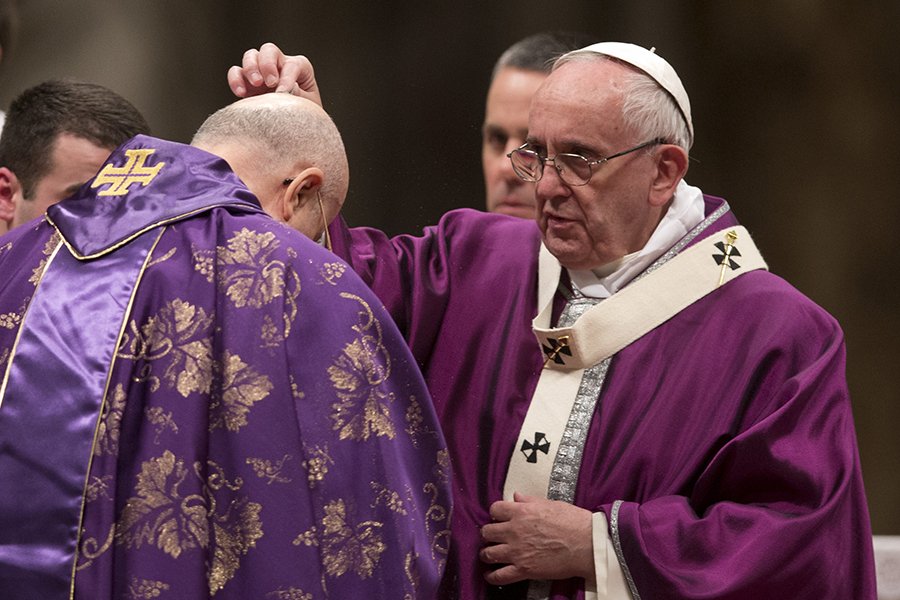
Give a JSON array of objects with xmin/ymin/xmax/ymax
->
[{"xmin": 506, "ymin": 139, "xmax": 664, "ymax": 187}]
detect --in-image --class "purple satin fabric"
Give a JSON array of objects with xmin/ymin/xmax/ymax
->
[
  {"xmin": 0, "ymin": 228, "xmax": 159, "ymax": 598},
  {"xmin": 0, "ymin": 135, "xmax": 451, "ymax": 599},
  {"xmin": 47, "ymin": 135, "xmax": 261, "ymax": 258},
  {"xmin": 330, "ymin": 200, "xmax": 877, "ymax": 599}
]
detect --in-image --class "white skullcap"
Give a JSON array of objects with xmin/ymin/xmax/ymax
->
[{"xmin": 567, "ymin": 42, "xmax": 694, "ymax": 145}]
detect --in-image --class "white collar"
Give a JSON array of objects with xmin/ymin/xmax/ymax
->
[{"xmin": 567, "ymin": 180, "xmax": 706, "ymax": 299}]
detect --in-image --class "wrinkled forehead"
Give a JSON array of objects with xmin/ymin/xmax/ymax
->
[{"xmin": 528, "ymin": 60, "xmax": 630, "ymax": 139}]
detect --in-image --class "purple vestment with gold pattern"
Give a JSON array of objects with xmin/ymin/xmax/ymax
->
[
  {"xmin": 0, "ymin": 135, "xmax": 451, "ymax": 599},
  {"xmin": 329, "ymin": 203, "xmax": 876, "ymax": 599}
]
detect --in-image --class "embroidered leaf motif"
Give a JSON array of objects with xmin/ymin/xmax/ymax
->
[
  {"xmin": 208, "ymin": 498, "xmax": 264, "ymax": 595},
  {"xmin": 95, "ymin": 384, "xmax": 127, "ymax": 456},
  {"xmin": 217, "ymin": 228, "xmax": 284, "ymax": 308},
  {"xmin": 319, "ymin": 499, "xmax": 385, "ymax": 579},
  {"xmin": 212, "ymin": 228, "xmax": 301, "ymax": 338},
  {"xmin": 118, "ymin": 299, "xmax": 215, "ymax": 399},
  {"xmin": 117, "ymin": 450, "xmax": 209, "ymax": 559},
  {"xmin": 209, "ymin": 351, "xmax": 273, "ymax": 432},
  {"xmin": 174, "ymin": 339, "xmax": 214, "ymax": 397},
  {"xmin": 328, "ymin": 310, "xmax": 397, "ymax": 441}
]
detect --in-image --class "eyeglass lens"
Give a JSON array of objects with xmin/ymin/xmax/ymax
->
[{"xmin": 510, "ymin": 150, "xmax": 593, "ymax": 186}]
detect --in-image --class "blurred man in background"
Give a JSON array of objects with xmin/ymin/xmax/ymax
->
[{"xmin": 482, "ymin": 31, "xmax": 594, "ymax": 218}]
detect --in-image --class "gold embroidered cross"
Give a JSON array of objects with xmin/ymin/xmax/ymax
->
[{"xmin": 92, "ymin": 149, "xmax": 165, "ymax": 196}]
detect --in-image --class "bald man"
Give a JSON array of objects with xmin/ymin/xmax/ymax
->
[{"xmin": 0, "ymin": 94, "xmax": 451, "ymax": 599}]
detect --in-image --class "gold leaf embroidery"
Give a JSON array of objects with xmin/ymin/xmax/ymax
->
[
  {"xmin": 266, "ymin": 588, "xmax": 313, "ymax": 600},
  {"xmin": 208, "ymin": 497, "xmax": 264, "ymax": 595},
  {"xmin": 210, "ymin": 228, "xmax": 301, "ymax": 339},
  {"xmin": 95, "ymin": 384, "xmax": 127, "ymax": 456},
  {"xmin": 208, "ymin": 351, "xmax": 273, "ymax": 432},
  {"xmin": 116, "ymin": 453, "xmax": 263, "ymax": 594},
  {"xmin": 126, "ymin": 576, "xmax": 171, "ymax": 599},
  {"xmin": 328, "ymin": 294, "xmax": 397, "ymax": 441},
  {"xmin": 217, "ymin": 229, "xmax": 283, "ymax": 306},
  {"xmin": 118, "ymin": 299, "xmax": 215, "ymax": 398},
  {"xmin": 319, "ymin": 499, "xmax": 385, "ymax": 579},
  {"xmin": 246, "ymin": 455, "xmax": 293, "ymax": 485},
  {"xmin": 117, "ymin": 450, "xmax": 209, "ymax": 559}
]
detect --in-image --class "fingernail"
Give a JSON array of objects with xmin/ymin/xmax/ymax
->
[
  {"xmin": 249, "ymin": 72, "xmax": 263, "ymax": 86},
  {"xmin": 235, "ymin": 85, "xmax": 246, "ymax": 96},
  {"xmin": 265, "ymin": 75, "xmax": 278, "ymax": 87}
]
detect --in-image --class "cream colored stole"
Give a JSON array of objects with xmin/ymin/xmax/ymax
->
[{"xmin": 503, "ymin": 226, "xmax": 767, "ymax": 600}]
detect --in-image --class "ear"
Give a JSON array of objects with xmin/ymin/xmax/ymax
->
[
  {"xmin": 648, "ymin": 145, "xmax": 689, "ymax": 207},
  {"xmin": 0, "ymin": 167, "xmax": 23, "ymax": 228},
  {"xmin": 281, "ymin": 167, "xmax": 325, "ymax": 235}
]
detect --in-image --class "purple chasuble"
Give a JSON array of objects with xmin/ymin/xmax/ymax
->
[
  {"xmin": 0, "ymin": 135, "xmax": 451, "ymax": 599},
  {"xmin": 328, "ymin": 201, "xmax": 876, "ymax": 599}
]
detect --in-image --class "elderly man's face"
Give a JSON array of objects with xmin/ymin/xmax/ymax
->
[
  {"xmin": 481, "ymin": 67, "xmax": 546, "ymax": 219},
  {"xmin": 528, "ymin": 59, "xmax": 662, "ymax": 271}
]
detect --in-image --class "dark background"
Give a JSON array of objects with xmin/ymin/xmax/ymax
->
[{"xmin": 2, "ymin": 1, "xmax": 898, "ymax": 533}]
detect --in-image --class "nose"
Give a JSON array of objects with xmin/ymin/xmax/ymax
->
[{"xmin": 535, "ymin": 158, "xmax": 570, "ymax": 200}]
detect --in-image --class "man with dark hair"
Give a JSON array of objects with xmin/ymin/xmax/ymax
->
[
  {"xmin": 0, "ymin": 79, "xmax": 150, "ymax": 234},
  {"xmin": 482, "ymin": 32, "xmax": 594, "ymax": 218}
]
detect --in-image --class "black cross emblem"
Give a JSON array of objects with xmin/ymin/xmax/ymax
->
[
  {"xmin": 541, "ymin": 336, "xmax": 572, "ymax": 365},
  {"xmin": 520, "ymin": 432, "xmax": 551, "ymax": 463},
  {"xmin": 712, "ymin": 240, "xmax": 742, "ymax": 271}
]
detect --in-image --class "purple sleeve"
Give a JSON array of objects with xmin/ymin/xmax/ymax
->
[{"xmin": 601, "ymin": 309, "xmax": 876, "ymax": 599}]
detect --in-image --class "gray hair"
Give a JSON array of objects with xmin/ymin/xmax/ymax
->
[
  {"xmin": 492, "ymin": 31, "xmax": 596, "ymax": 81},
  {"xmin": 191, "ymin": 101, "xmax": 348, "ymax": 207},
  {"xmin": 555, "ymin": 52, "xmax": 693, "ymax": 151}
]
